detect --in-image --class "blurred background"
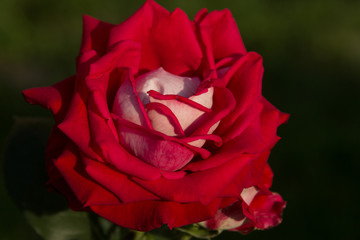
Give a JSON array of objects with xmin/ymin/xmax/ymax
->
[{"xmin": 1, "ymin": 0, "xmax": 359, "ymax": 239}]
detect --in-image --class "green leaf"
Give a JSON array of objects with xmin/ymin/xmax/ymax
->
[
  {"xmin": 24, "ymin": 209, "xmax": 92, "ymax": 240},
  {"xmin": 177, "ymin": 224, "xmax": 222, "ymax": 239}
]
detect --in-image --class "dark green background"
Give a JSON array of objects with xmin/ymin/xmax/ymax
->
[{"xmin": 1, "ymin": 0, "xmax": 359, "ymax": 239}]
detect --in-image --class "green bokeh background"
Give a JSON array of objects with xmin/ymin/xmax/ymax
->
[{"xmin": 1, "ymin": 0, "xmax": 359, "ymax": 239}]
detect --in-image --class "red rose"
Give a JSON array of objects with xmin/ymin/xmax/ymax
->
[{"xmin": 23, "ymin": 0, "xmax": 288, "ymax": 232}]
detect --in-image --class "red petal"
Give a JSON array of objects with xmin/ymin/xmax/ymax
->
[
  {"xmin": 196, "ymin": 9, "xmax": 247, "ymax": 63},
  {"xmin": 87, "ymin": 92, "xmax": 163, "ymax": 179},
  {"xmin": 80, "ymin": 15, "xmax": 114, "ymax": 56},
  {"xmin": 82, "ymin": 154, "xmax": 160, "ymax": 203},
  {"xmin": 22, "ymin": 76, "xmax": 75, "ymax": 123},
  {"xmin": 108, "ymin": 1, "xmax": 202, "ymax": 75},
  {"xmin": 190, "ymin": 87, "xmax": 236, "ymax": 137},
  {"xmin": 215, "ymin": 52, "xmax": 263, "ymax": 138},
  {"xmin": 87, "ymin": 40, "xmax": 141, "ymax": 78},
  {"xmin": 249, "ymin": 191, "xmax": 286, "ymax": 230},
  {"xmin": 133, "ymin": 153, "xmax": 253, "ymax": 204},
  {"xmin": 52, "ymin": 143, "xmax": 121, "ymax": 207},
  {"xmin": 91, "ymin": 197, "xmax": 222, "ymax": 231}
]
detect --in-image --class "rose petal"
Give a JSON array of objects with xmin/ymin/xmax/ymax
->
[
  {"xmin": 87, "ymin": 40, "xmax": 141, "ymax": 78},
  {"xmin": 195, "ymin": 8, "xmax": 246, "ymax": 64},
  {"xmin": 201, "ymin": 201, "xmax": 246, "ymax": 230},
  {"xmin": 80, "ymin": 15, "xmax": 114, "ymax": 56},
  {"xmin": 112, "ymin": 70, "xmax": 152, "ymax": 128},
  {"xmin": 190, "ymin": 87, "xmax": 236, "ymax": 137},
  {"xmin": 87, "ymin": 92, "xmax": 163, "ymax": 179},
  {"xmin": 215, "ymin": 52, "xmax": 264, "ymax": 138},
  {"xmin": 226, "ymin": 97, "xmax": 289, "ymax": 154},
  {"xmin": 46, "ymin": 127, "xmax": 85, "ymax": 211},
  {"xmin": 147, "ymin": 88, "xmax": 213, "ymax": 136},
  {"xmin": 136, "ymin": 67, "xmax": 201, "ymax": 104},
  {"xmin": 242, "ymin": 190, "xmax": 286, "ymax": 231},
  {"xmin": 53, "ymin": 143, "xmax": 122, "ymax": 207},
  {"xmin": 258, "ymin": 164, "xmax": 274, "ymax": 189},
  {"xmin": 245, "ymin": 148, "xmax": 271, "ymax": 188},
  {"xmin": 90, "ymin": 197, "xmax": 223, "ymax": 231},
  {"xmin": 133, "ymin": 153, "xmax": 253, "ymax": 204},
  {"xmin": 108, "ymin": 1, "xmax": 202, "ymax": 75},
  {"xmin": 112, "ymin": 116, "xmax": 195, "ymax": 172},
  {"xmin": 82, "ymin": 155, "xmax": 160, "ymax": 203},
  {"xmin": 22, "ymin": 76, "xmax": 75, "ymax": 123}
]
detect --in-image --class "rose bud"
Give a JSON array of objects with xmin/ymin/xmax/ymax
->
[{"xmin": 23, "ymin": 0, "xmax": 288, "ymax": 233}]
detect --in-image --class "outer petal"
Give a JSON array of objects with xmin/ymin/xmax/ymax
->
[
  {"xmin": 45, "ymin": 127, "xmax": 85, "ymax": 211},
  {"xmin": 226, "ymin": 97, "xmax": 289, "ymax": 154},
  {"xmin": 90, "ymin": 197, "xmax": 224, "ymax": 231},
  {"xmin": 22, "ymin": 76, "xmax": 75, "ymax": 123},
  {"xmin": 108, "ymin": 0, "xmax": 202, "ymax": 75},
  {"xmin": 215, "ymin": 52, "xmax": 264, "ymax": 140},
  {"xmin": 82, "ymin": 154, "xmax": 160, "ymax": 203},
  {"xmin": 132, "ymin": 153, "xmax": 253, "ymax": 204},
  {"xmin": 195, "ymin": 8, "xmax": 247, "ymax": 63},
  {"xmin": 52, "ymin": 143, "xmax": 122, "ymax": 207},
  {"xmin": 79, "ymin": 15, "xmax": 115, "ymax": 56}
]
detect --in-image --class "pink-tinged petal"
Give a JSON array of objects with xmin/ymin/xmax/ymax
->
[
  {"xmin": 133, "ymin": 153, "xmax": 253, "ymax": 204},
  {"xmin": 126, "ymin": 67, "xmax": 204, "ymax": 136},
  {"xmin": 87, "ymin": 92, "xmax": 163, "ymax": 180},
  {"xmin": 79, "ymin": 15, "xmax": 115, "ymax": 56},
  {"xmin": 91, "ymin": 197, "xmax": 223, "ymax": 231},
  {"xmin": 189, "ymin": 87, "xmax": 236, "ymax": 138},
  {"xmin": 202, "ymin": 187, "xmax": 284, "ymax": 232},
  {"xmin": 201, "ymin": 201, "xmax": 246, "ymax": 230},
  {"xmin": 22, "ymin": 76, "xmax": 75, "ymax": 123},
  {"xmin": 136, "ymin": 67, "xmax": 201, "ymax": 103},
  {"xmin": 113, "ymin": 114, "xmax": 213, "ymax": 157},
  {"xmin": 195, "ymin": 8, "xmax": 246, "ymax": 62},
  {"xmin": 146, "ymin": 102, "xmax": 185, "ymax": 136},
  {"xmin": 113, "ymin": 116, "xmax": 195, "ymax": 172},
  {"xmin": 240, "ymin": 187, "xmax": 259, "ymax": 205},
  {"xmin": 52, "ymin": 143, "xmax": 122, "ymax": 207},
  {"xmin": 147, "ymin": 89, "xmax": 212, "ymax": 137},
  {"xmin": 108, "ymin": 1, "xmax": 202, "ymax": 75},
  {"xmin": 112, "ymin": 70, "xmax": 152, "ymax": 128}
]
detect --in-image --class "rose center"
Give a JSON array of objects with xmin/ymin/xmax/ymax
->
[{"xmin": 112, "ymin": 67, "xmax": 218, "ymax": 171}]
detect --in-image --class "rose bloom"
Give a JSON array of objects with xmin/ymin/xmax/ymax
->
[{"xmin": 23, "ymin": 0, "xmax": 288, "ymax": 233}]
